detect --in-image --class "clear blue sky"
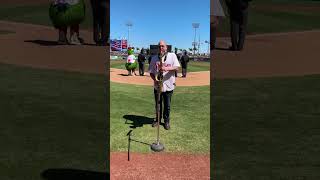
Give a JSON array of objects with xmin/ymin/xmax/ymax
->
[{"xmin": 110, "ymin": 0, "xmax": 210, "ymax": 53}]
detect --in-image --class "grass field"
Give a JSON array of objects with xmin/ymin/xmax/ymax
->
[
  {"xmin": 110, "ymin": 59, "xmax": 210, "ymax": 72},
  {"xmin": 218, "ymin": 0, "xmax": 320, "ymax": 34},
  {"xmin": 213, "ymin": 75, "xmax": 320, "ymax": 179},
  {"xmin": 0, "ymin": 63, "xmax": 108, "ymax": 179},
  {"xmin": 215, "ymin": 1, "xmax": 320, "ymax": 178},
  {"xmin": 110, "ymin": 82, "xmax": 210, "ymax": 153},
  {"xmin": 0, "ymin": 1, "xmax": 93, "ymax": 29}
]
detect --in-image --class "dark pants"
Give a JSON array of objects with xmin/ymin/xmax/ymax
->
[
  {"xmin": 182, "ymin": 64, "xmax": 188, "ymax": 77},
  {"xmin": 138, "ymin": 62, "xmax": 145, "ymax": 75},
  {"xmin": 70, "ymin": 24, "xmax": 79, "ymax": 35},
  {"xmin": 154, "ymin": 89, "xmax": 173, "ymax": 123},
  {"xmin": 229, "ymin": 8, "xmax": 248, "ymax": 50},
  {"xmin": 90, "ymin": 0, "xmax": 108, "ymax": 44}
]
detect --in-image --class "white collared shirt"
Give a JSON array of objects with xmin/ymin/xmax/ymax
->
[{"xmin": 149, "ymin": 52, "xmax": 180, "ymax": 92}]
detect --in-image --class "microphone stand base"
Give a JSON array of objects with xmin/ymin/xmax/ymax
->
[{"xmin": 150, "ymin": 142, "xmax": 164, "ymax": 152}]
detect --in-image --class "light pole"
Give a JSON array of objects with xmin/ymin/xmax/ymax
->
[
  {"xmin": 126, "ymin": 21, "xmax": 133, "ymax": 48},
  {"xmin": 205, "ymin": 40, "xmax": 210, "ymax": 56},
  {"xmin": 198, "ymin": 33, "xmax": 201, "ymax": 55},
  {"xmin": 192, "ymin": 23, "xmax": 200, "ymax": 59}
]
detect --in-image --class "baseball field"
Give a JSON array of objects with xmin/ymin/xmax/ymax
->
[
  {"xmin": 213, "ymin": 0, "xmax": 320, "ymax": 179},
  {"xmin": 1, "ymin": 0, "xmax": 320, "ymax": 179},
  {"xmin": 109, "ymin": 67, "xmax": 210, "ymax": 179},
  {"xmin": 0, "ymin": 1, "xmax": 109, "ymax": 179},
  {"xmin": 0, "ymin": 63, "xmax": 108, "ymax": 179},
  {"xmin": 0, "ymin": 0, "xmax": 211, "ymax": 179}
]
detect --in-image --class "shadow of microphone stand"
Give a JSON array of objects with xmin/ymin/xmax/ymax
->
[{"xmin": 127, "ymin": 130, "xmax": 151, "ymax": 161}]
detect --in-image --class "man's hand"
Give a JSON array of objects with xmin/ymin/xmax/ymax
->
[
  {"xmin": 161, "ymin": 66, "xmax": 168, "ymax": 72},
  {"xmin": 161, "ymin": 66, "xmax": 178, "ymax": 72}
]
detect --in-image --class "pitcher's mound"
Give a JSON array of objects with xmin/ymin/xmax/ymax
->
[{"xmin": 110, "ymin": 68, "xmax": 210, "ymax": 86}]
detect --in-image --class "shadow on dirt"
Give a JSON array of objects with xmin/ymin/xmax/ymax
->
[
  {"xmin": 24, "ymin": 40, "xmax": 98, "ymax": 46},
  {"xmin": 25, "ymin": 40, "xmax": 61, "ymax": 46},
  {"xmin": 118, "ymin": 73, "xmax": 129, "ymax": 76}
]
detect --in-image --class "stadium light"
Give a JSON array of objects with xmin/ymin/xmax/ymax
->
[
  {"xmin": 192, "ymin": 23, "xmax": 200, "ymax": 59},
  {"xmin": 205, "ymin": 40, "xmax": 210, "ymax": 55},
  {"xmin": 126, "ymin": 21, "xmax": 133, "ymax": 48}
]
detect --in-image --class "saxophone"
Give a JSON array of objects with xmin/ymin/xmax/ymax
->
[{"xmin": 155, "ymin": 53, "xmax": 165, "ymax": 82}]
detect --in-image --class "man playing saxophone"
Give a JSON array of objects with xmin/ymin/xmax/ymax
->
[{"xmin": 149, "ymin": 40, "xmax": 180, "ymax": 130}]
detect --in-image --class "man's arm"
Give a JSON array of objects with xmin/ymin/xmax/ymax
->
[
  {"xmin": 149, "ymin": 57, "xmax": 157, "ymax": 82},
  {"xmin": 162, "ymin": 66, "xmax": 179, "ymax": 72},
  {"xmin": 150, "ymin": 73, "xmax": 156, "ymax": 82}
]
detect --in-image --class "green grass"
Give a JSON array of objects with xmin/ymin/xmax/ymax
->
[
  {"xmin": 213, "ymin": 75, "xmax": 320, "ymax": 179},
  {"xmin": 110, "ymin": 59, "xmax": 210, "ymax": 72},
  {"xmin": 0, "ymin": 63, "xmax": 108, "ymax": 179},
  {"xmin": 219, "ymin": 0, "xmax": 320, "ymax": 34},
  {"xmin": 110, "ymin": 82, "xmax": 210, "ymax": 154},
  {"xmin": 0, "ymin": 1, "xmax": 93, "ymax": 29}
]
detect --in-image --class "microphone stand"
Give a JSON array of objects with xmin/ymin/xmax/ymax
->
[{"xmin": 150, "ymin": 53, "xmax": 165, "ymax": 152}]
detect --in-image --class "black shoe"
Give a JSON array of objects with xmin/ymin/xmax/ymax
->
[
  {"xmin": 100, "ymin": 41, "xmax": 108, "ymax": 46},
  {"xmin": 152, "ymin": 121, "xmax": 159, "ymax": 127},
  {"xmin": 229, "ymin": 46, "xmax": 238, "ymax": 51},
  {"xmin": 78, "ymin": 37, "xmax": 84, "ymax": 44},
  {"xmin": 237, "ymin": 46, "xmax": 243, "ymax": 51},
  {"xmin": 164, "ymin": 122, "xmax": 170, "ymax": 130},
  {"xmin": 96, "ymin": 40, "xmax": 107, "ymax": 46}
]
